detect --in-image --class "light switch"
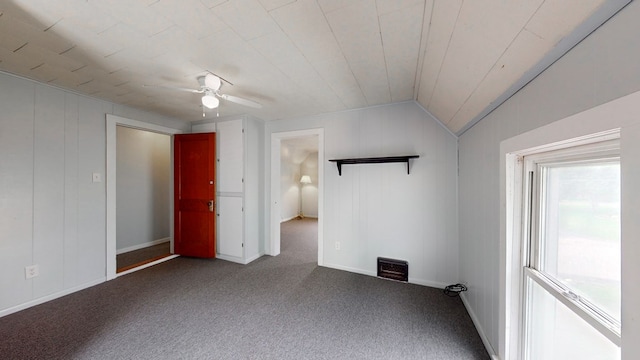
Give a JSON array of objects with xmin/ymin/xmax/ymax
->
[{"xmin": 92, "ymin": 172, "xmax": 102, "ymax": 183}]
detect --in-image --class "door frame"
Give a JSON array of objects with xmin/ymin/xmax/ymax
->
[
  {"xmin": 105, "ymin": 114, "xmax": 183, "ymax": 280},
  {"xmin": 269, "ymin": 128, "xmax": 324, "ymax": 266}
]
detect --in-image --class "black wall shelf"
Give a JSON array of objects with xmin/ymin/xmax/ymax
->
[{"xmin": 329, "ymin": 155, "xmax": 419, "ymax": 176}]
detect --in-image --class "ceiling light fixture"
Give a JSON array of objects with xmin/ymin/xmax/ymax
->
[{"xmin": 202, "ymin": 93, "xmax": 219, "ymax": 109}]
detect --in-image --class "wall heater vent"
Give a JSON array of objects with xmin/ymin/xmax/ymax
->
[{"xmin": 377, "ymin": 257, "xmax": 408, "ymax": 282}]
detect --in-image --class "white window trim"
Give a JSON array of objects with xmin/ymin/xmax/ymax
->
[
  {"xmin": 516, "ymin": 133, "xmax": 622, "ymax": 358},
  {"xmin": 521, "ymin": 140, "xmax": 622, "ymax": 347},
  {"xmin": 499, "ymin": 89, "xmax": 640, "ymax": 360}
]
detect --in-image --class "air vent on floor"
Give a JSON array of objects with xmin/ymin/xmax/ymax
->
[{"xmin": 377, "ymin": 257, "xmax": 408, "ymax": 282}]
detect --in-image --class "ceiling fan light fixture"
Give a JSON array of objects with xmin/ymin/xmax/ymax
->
[{"xmin": 202, "ymin": 94, "xmax": 219, "ymax": 109}]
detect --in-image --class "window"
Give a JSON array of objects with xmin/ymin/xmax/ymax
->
[{"xmin": 522, "ymin": 140, "xmax": 621, "ymax": 359}]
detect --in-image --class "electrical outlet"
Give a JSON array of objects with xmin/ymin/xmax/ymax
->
[
  {"xmin": 335, "ymin": 241, "xmax": 340, "ymax": 250},
  {"xmin": 25, "ymin": 265, "xmax": 39, "ymax": 279}
]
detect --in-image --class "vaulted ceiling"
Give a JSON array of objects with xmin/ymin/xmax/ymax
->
[{"xmin": 0, "ymin": 0, "xmax": 627, "ymax": 134}]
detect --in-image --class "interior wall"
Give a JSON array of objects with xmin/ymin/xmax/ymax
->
[
  {"xmin": 457, "ymin": 1, "xmax": 640, "ymax": 355},
  {"xmin": 265, "ymin": 101, "xmax": 459, "ymax": 288},
  {"xmin": 300, "ymin": 152, "xmax": 318, "ymax": 218},
  {"xmin": 116, "ymin": 127, "xmax": 171, "ymax": 253},
  {"xmin": 0, "ymin": 71, "xmax": 188, "ymax": 315},
  {"xmin": 280, "ymin": 143, "xmax": 301, "ymax": 221}
]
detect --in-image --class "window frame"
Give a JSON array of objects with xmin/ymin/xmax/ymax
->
[{"xmin": 520, "ymin": 139, "xmax": 622, "ymax": 356}]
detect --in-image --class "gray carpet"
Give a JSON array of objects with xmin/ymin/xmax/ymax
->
[
  {"xmin": 116, "ymin": 242, "xmax": 171, "ymax": 271},
  {"xmin": 0, "ymin": 218, "xmax": 489, "ymax": 359}
]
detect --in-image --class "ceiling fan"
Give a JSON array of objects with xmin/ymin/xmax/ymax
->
[{"xmin": 146, "ymin": 73, "xmax": 262, "ymax": 110}]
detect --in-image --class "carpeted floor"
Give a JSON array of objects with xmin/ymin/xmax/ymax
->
[
  {"xmin": 116, "ymin": 242, "xmax": 171, "ymax": 272},
  {"xmin": 0, "ymin": 218, "xmax": 489, "ymax": 359}
]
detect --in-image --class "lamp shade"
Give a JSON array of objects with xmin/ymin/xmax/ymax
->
[
  {"xmin": 300, "ymin": 175, "xmax": 312, "ymax": 184},
  {"xmin": 202, "ymin": 94, "xmax": 219, "ymax": 109}
]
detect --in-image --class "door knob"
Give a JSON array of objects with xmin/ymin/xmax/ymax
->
[{"xmin": 207, "ymin": 200, "xmax": 215, "ymax": 212}]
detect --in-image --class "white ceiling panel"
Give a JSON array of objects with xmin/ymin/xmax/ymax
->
[
  {"xmin": 376, "ymin": 0, "xmax": 426, "ymax": 16},
  {"xmin": 0, "ymin": 0, "xmax": 621, "ymax": 130},
  {"xmin": 258, "ymin": 0, "xmax": 297, "ymax": 11},
  {"xmin": 416, "ymin": 0, "xmax": 462, "ymax": 108},
  {"xmin": 249, "ymin": 31, "xmax": 317, "ymax": 83},
  {"xmin": 0, "ymin": 29, "xmax": 29, "ymax": 54},
  {"xmin": 0, "ymin": 14, "xmax": 72, "ymax": 55},
  {"xmin": 90, "ymin": 0, "xmax": 173, "ymax": 37},
  {"xmin": 200, "ymin": 0, "xmax": 229, "ymax": 9},
  {"xmin": 324, "ymin": 1, "xmax": 390, "ymax": 104},
  {"xmin": 379, "ymin": 2, "xmax": 424, "ymax": 102},
  {"xmin": 317, "ymin": 0, "xmax": 357, "ymax": 14},
  {"xmin": 149, "ymin": 0, "xmax": 227, "ymax": 39},
  {"xmin": 99, "ymin": 23, "xmax": 168, "ymax": 60},
  {"xmin": 269, "ymin": 0, "xmax": 352, "ymax": 80},
  {"xmin": 29, "ymin": 63, "xmax": 71, "ymax": 84},
  {"xmin": 447, "ymin": 28, "xmax": 551, "ymax": 133},
  {"xmin": 311, "ymin": 58, "xmax": 368, "ymax": 109},
  {"xmin": 526, "ymin": 0, "xmax": 605, "ymax": 42},
  {"xmin": 430, "ymin": 4, "xmax": 521, "ymax": 123},
  {"xmin": 53, "ymin": 2, "xmax": 120, "ymax": 35},
  {"xmin": 3, "ymin": 1, "xmax": 63, "ymax": 30},
  {"xmin": 211, "ymin": 0, "xmax": 279, "ymax": 41},
  {"xmin": 248, "ymin": 31, "xmax": 346, "ymax": 111}
]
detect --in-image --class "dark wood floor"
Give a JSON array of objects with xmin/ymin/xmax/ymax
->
[{"xmin": 116, "ymin": 242, "xmax": 171, "ymax": 272}]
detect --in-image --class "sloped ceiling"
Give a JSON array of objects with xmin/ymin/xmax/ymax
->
[{"xmin": 0, "ymin": 0, "xmax": 628, "ymax": 134}]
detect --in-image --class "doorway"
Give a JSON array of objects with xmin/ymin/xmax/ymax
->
[
  {"xmin": 270, "ymin": 129, "xmax": 324, "ymax": 265},
  {"xmin": 115, "ymin": 126, "xmax": 172, "ymax": 272},
  {"xmin": 106, "ymin": 115, "xmax": 182, "ymax": 280}
]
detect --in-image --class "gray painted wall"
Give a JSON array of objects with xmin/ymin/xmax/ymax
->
[
  {"xmin": 0, "ymin": 72, "xmax": 188, "ymax": 314},
  {"xmin": 266, "ymin": 102, "xmax": 459, "ymax": 288},
  {"xmin": 280, "ymin": 142, "xmax": 301, "ymax": 221},
  {"xmin": 458, "ymin": 1, "xmax": 640, "ymax": 354},
  {"xmin": 279, "ymin": 144, "xmax": 319, "ymax": 220},
  {"xmin": 300, "ymin": 152, "xmax": 319, "ymax": 218},
  {"xmin": 116, "ymin": 126, "xmax": 171, "ymax": 252}
]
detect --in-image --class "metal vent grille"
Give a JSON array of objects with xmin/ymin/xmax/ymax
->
[{"xmin": 377, "ymin": 257, "xmax": 408, "ymax": 282}]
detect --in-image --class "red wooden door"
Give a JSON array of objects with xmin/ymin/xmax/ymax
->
[{"xmin": 174, "ymin": 133, "xmax": 216, "ymax": 258}]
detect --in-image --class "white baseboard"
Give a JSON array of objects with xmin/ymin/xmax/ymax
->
[
  {"xmin": 460, "ymin": 292, "xmax": 499, "ymax": 360},
  {"xmin": 216, "ymin": 252, "xmax": 263, "ymax": 265},
  {"xmin": 0, "ymin": 277, "xmax": 106, "ymax": 318},
  {"xmin": 244, "ymin": 253, "xmax": 262, "ymax": 264},
  {"xmin": 322, "ymin": 262, "xmax": 377, "ymax": 277},
  {"xmin": 322, "ymin": 262, "xmax": 449, "ymax": 289},
  {"xmin": 408, "ymin": 277, "xmax": 448, "ymax": 289},
  {"xmin": 216, "ymin": 253, "xmax": 244, "ymax": 264},
  {"xmin": 116, "ymin": 237, "xmax": 170, "ymax": 255},
  {"xmin": 280, "ymin": 215, "xmax": 319, "ymax": 223},
  {"xmin": 116, "ymin": 254, "xmax": 179, "ymax": 277}
]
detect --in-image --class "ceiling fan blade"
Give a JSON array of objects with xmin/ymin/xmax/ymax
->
[
  {"xmin": 220, "ymin": 94, "xmax": 262, "ymax": 108},
  {"xmin": 204, "ymin": 73, "xmax": 221, "ymax": 90},
  {"xmin": 142, "ymin": 84, "xmax": 203, "ymax": 93}
]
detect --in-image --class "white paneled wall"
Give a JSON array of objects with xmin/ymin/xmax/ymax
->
[
  {"xmin": 0, "ymin": 72, "xmax": 187, "ymax": 315},
  {"xmin": 458, "ymin": 1, "xmax": 640, "ymax": 356},
  {"xmin": 266, "ymin": 102, "xmax": 459, "ymax": 288}
]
